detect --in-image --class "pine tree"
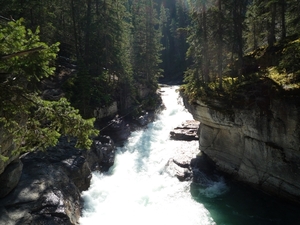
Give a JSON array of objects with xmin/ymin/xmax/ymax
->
[
  {"xmin": 0, "ymin": 19, "xmax": 98, "ymax": 161},
  {"xmin": 159, "ymin": 3, "xmax": 170, "ymax": 77},
  {"xmin": 158, "ymin": 0, "xmax": 190, "ymax": 81},
  {"xmin": 216, "ymin": 0, "xmax": 223, "ymax": 88},
  {"xmin": 185, "ymin": 0, "xmax": 212, "ymax": 88},
  {"xmin": 65, "ymin": 0, "xmax": 134, "ymax": 116},
  {"xmin": 245, "ymin": 1, "xmax": 260, "ymax": 51},
  {"xmin": 173, "ymin": 0, "xmax": 190, "ymax": 77},
  {"xmin": 131, "ymin": 0, "xmax": 162, "ymax": 88},
  {"xmin": 286, "ymin": 0, "xmax": 300, "ymax": 35}
]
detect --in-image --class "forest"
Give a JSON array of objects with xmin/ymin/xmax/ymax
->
[{"xmin": 1, "ymin": 0, "xmax": 300, "ymax": 158}]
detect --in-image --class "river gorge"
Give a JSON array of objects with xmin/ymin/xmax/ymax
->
[
  {"xmin": 1, "ymin": 86, "xmax": 300, "ymax": 224},
  {"xmin": 80, "ymin": 86, "xmax": 300, "ymax": 225}
]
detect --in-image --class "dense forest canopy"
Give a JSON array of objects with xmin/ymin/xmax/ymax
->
[
  {"xmin": 1, "ymin": 0, "xmax": 300, "ymax": 159},
  {"xmin": 183, "ymin": 0, "xmax": 300, "ymax": 103},
  {"xmin": 0, "ymin": 0, "xmax": 166, "ymax": 159}
]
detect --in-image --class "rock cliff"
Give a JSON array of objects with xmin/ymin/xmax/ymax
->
[{"xmin": 183, "ymin": 95, "xmax": 300, "ymax": 203}]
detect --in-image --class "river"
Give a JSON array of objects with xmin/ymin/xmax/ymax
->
[{"xmin": 80, "ymin": 86, "xmax": 300, "ymax": 225}]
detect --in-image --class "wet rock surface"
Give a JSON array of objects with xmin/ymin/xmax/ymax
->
[
  {"xmin": 98, "ymin": 116, "xmax": 131, "ymax": 144},
  {"xmin": 98, "ymin": 111, "xmax": 158, "ymax": 145},
  {"xmin": 170, "ymin": 120, "xmax": 199, "ymax": 141},
  {"xmin": 167, "ymin": 120, "xmax": 217, "ymax": 183},
  {"xmin": 171, "ymin": 151, "xmax": 217, "ymax": 182},
  {"xmin": 0, "ymin": 136, "xmax": 115, "ymax": 225},
  {"xmin": 168, "ymin": 121, "xmax": 199, "ymax": 181}
]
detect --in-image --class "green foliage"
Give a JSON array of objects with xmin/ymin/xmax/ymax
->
[
  {"xmin": 59, "ymin": 0, "xmax": 136, "ymax": 116},
  {"xmin": 157, "ymin": 0, "xmax": 190, "ymax": 80},
  {"xmin": 11, "ymin": 96, "xmax": 98, "ymax": 152},
  {"xmin": 131, "ymin": 0, "xmax": 163, "ymax": 86},
  {"xmin": 0, "ymin": 19, "xmax": 58, "ymax": 85},
  {"xmin": 182, "ymin": 0, "xmax": 300, "ymax": 106},
  {"xmin": 278, "ymin": 39, "xmax": 300, "ymax": 78},
  {"xmin": 0, "ymin": 19, "xmax": 98, "ymax": 161},
  {"xmin": 1, "ymin": 0, "xmax": 163, "ymax": 121},
  {"xmin": 0, "ymin": 155, "xmax": 9, "ymax": 162},
  {"xmin": 67, "ymin": 64, "xmax": 115, "ymax": 116}
]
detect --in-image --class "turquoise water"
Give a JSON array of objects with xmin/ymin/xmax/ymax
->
[
  {"xmin": 80, "ymin": 86, "xmax": 300, "ymax": 225},
  {"xmin": 191, "ymin": 181, "xmax": 300, "ymax": 225}
]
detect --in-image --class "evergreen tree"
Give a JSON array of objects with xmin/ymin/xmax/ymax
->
[
  {"xmin": 65, "ymin": 0, "xmax": 134, "ymax": 116},
  {"xmin": 173, "ymin": 0, "xmax": 190, "ymax": 77},
  {"xmin": 158, "ymin": 0, "xmax": 190, "ymax": 81},
  {"xmin": 159, "ymin": 3, "xmax": 170, "ymax": 77},
  {"xmin": 286, "ymin": 0, "xmax": 300, "ymax": 36},
  {"xmin": 185, "ymin": 0, "xmax": 213, "ymax": 90},
  {"xmin": 184, "ymin": 0, "xmax": 249, "ymax": 96},
  {"xmin": 230, "ymin": 0, "xmax": 248, "ymax": 79},
  {"xmin": 131, "ymin": 0, "xmax": 162, "ymax": 89},
  {"xmin": 0, "ymin": 19, "xmax": 98, "ymax": 161},
  {"xmin": 245, "ymin": 0, "xmax": 290, "ymax": 49},
  {"xmin": 244, "ymin": 0, "xmax": 261, "ymax": 51}
]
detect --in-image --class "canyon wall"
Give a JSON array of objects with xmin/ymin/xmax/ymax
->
[{"xmin": 184, "ymin": 96, "xmax": 300, "ymax": 203}]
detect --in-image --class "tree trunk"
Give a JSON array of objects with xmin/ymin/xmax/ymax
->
[
  {"xmin": 71, "ymin": 0, "xmax": 79, "ymax": 59},
  {"xmin": 280, "ymin": 0, "xmax": 286, "ymax": 40},
  {"xmin": 232, "ymin": 0, "xmax": 244, "ymax": 80},
  {"xmin": 202, "ymin": 2, "xmax": 210, "ymax": 83},
  {"xmin": 253, "ymin": 21, "xmax": 258, "ymax": 50},
  {"xmin": 84, "ymin": 0, "xmax": 92, "ymax": 65},
  {"xmin": 268, "ymin": 2, "xmax": 276, "ymax": 46},
  {"xmin": 217, "ymin": 0, "xmax": 223, "ymax": 89}
]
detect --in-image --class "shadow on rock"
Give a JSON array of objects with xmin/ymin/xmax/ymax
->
[{"xmin": 0, "ymin": 135, "xmax": 115, "ymax": 225}]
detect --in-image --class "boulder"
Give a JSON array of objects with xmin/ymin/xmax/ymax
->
[
  {"xmin": 171, "ymin": 152, "xmax": 218, "ymax": 182},
  {"xmin": 164, "ymin": 135, "xmax": 201, "ymax": 182},
  {"xmin": 136, "ymin": 111, "xmax": 151, "ymax": 126},
  {"xmin": 93, "ymin": 102, "xmax": 118, "ymax": 119},
  {"xmin": 170, "ymin": 120, "xmax": 199, "ymax": 141},
  {"xmin": 0, "ymin": 116, "xmax": 27, "ymax": 198},
  {"xmin": 0, "ymin": 159, "xmax": 23, "ymax": 198},
  {"xmin": 89, "ymin": 135, "xmax": 115, "ymax": 171},
  {"xmin": 99, "ymin": 116, "xmax": 131, "ymax": 143},
  {"xmin": 173, "ymin": 159, "xmax": 193, "ymax": 181},
  {"xmin": 130, "ymin": 110, "xmax": 157, "ymax": 129}
]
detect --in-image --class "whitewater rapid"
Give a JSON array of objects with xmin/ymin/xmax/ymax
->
[{"xmin": 80, "ymin": 86, "xmax": 228, "ymax": 225}]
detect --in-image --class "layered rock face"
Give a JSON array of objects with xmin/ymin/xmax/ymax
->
[
  {"xmin": 184, "ymin": 96, "xmax": 300, "ymax": 203},
  {"xmin": 170, "ymin": 120, "xmax": 199, "ymax": 141}
]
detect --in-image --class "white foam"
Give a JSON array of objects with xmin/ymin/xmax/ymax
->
[
  {"xmin": 80, "ymin": 86, "xmax": 218, "ymax": 225},
  {"xmin": 199, "ymin": 177, "xmax": 229, "ymax": 198}
]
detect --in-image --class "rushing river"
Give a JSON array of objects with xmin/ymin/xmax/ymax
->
[{"xmin": 80, "ymin": 86, "xmax": 300, "ymax": 225}]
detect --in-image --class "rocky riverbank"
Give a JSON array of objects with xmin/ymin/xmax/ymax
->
[
  {"xmin": 182, "ymin": 93, "xmax": 300, "ymax": 204},
  {"xmin": 0, "ymin": 135, "xmax": 115, "ymax": 225},
  {"xmin": 0, "ymin": 72, "xmax": 165, "ymax": 224},
  {"xmin": 0, "ymin": 106, "xmax": 161, "ymax": 225}
]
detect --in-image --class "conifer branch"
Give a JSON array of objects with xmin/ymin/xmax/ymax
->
[{"xmin": 1, "ymin": 46, "xmax": 45, "ymax": 60}]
